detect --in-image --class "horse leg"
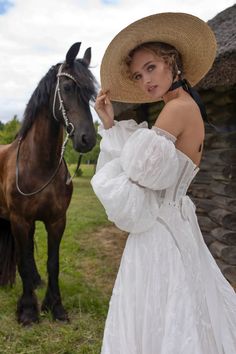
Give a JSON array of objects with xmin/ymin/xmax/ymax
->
[
  {"xmin": 11, "ymin": 216, "xmax": 39, "ymax": 325},
  {"xmin": 41, "ymin": 216, "xmax": 68, "ymax": 321},
  {"xmin": 28, "ymin": 223, "xmax": 43, "ymax": 289},
  {"xmin": 0, "ymin": 218, "xmax": 16, "ymax": 286}
]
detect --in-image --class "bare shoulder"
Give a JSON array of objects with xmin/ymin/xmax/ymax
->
[
  {"xmin": 159, "ymin": 97, "xmax": 200, "ymax": 122},
  {"xmin": 154, "ymin": 98, "xmax": 201, "ymax": 138}
]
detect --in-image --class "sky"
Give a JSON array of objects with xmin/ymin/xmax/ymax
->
[{"xmin": 0, "ymin": 0, "xmax": 235, "ymax": 123}]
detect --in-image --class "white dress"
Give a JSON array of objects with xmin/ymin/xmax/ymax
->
[{"xmin": 91, "ymin": 119, "xmax": 236, "ymax": 354}]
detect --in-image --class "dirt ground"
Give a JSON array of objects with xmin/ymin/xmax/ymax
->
[
  {"xmin": 92, "ymin": 225, "xmax": 128, "ymax": 268},
  {"xmin": 78, "ymin": 224, "xmax": 129, "ymax": 297},
  {"xmin": 92, "ymin": 224, "xmax": 236, "ymax": 292}
]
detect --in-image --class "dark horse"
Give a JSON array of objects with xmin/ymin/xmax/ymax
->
[{"xmin": 0, "ymin": 42, "xmax": 97, "ymax": 325}]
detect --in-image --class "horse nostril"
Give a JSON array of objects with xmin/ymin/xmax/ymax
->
[{"xmin": 81, "ymin": 134, "xmax": 88, "ymax": 145}]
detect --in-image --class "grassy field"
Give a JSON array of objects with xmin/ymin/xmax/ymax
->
[{"xmin": 0, "ymin": 164, "xmax": 125, "ymax": 354}]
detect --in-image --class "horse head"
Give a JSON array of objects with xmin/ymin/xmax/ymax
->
[{"xmin": 52, "ymin": 42, "xmax": 97, "ymax": 153}]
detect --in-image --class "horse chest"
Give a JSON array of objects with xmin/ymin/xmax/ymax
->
[{"xmin": 29, "ymin": 186, "xmax": 73, "ymax": 220}]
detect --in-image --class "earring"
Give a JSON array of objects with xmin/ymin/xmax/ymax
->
[{"xmin": 177, "ymin": 70, "xmax": 181, "ymax": 75}]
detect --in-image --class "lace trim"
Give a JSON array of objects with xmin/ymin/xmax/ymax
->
[
  {"xmin": 151, "ymin": 126, "xmax": 177, "ymax": 143},
  {"xmin": 98, "ymin": 119, "xmax": 148, "ymax": 135}
]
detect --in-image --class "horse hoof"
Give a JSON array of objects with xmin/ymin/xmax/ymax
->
[
  {"xmin": 17, "ymin": 310, "xmax": 39, "ymax": 326},
  {"xmin": 41, "ymin": 300, "xmax": 69, "ymax": 322},
  {"xmin": 53, "ymin": 307, "xmax": 70, "ymax": 322},
  {"xmin": 17, "ymin": 294, "xmax": 39, "ymax": 326}
]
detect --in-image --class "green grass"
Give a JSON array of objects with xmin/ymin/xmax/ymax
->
[{"xmin": 0, "ymin": 164, "xmax": 116, "ymax": 354}]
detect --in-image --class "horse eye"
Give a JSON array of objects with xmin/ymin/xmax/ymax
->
[{"xmin": 63, "ymin": 83, "xmax": 72, "ymax": 92}]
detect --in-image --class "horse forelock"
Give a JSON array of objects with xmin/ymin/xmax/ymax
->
[{"xmin": 73, "ymin": 60, "xmax": 97, "ymax": 104}]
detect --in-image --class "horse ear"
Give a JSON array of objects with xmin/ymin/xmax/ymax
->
[
  {"xmin": 66, "ymin": 42, "xmax": 81, "ymax": 66},
  {"xmin": 82, "ymin": 47, "xmax": 91, "ymax": 67}
]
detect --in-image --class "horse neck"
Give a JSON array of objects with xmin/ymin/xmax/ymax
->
[{"xmin": 23, "ymin": 109, "xmax": 64, "ymax": 168}]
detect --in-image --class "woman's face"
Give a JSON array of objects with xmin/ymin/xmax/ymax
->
[{"xmin": 129, "ymin": 49, "xmax": 173, "ymax": 99}]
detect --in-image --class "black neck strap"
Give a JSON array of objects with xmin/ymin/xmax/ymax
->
[
  {"xmin": 168, "ymin": 79, "xmax": 209, "ymax": 124},
  {"xmin": 168, "ymin": 79, "xmax": 186, "ymax": 92}
]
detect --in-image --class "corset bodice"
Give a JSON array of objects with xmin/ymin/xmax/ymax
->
[
  {"xmin": 152, "ymin": 126, "xmax": 200, "ymax": 203},
  {"xmin": 156, "ymin": 149, "xmax": 199, "ymax": 203}
]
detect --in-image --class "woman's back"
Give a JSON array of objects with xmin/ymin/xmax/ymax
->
[{"xmin": 155, "ymin": 91, "xmax": 205, "ymax": 167}]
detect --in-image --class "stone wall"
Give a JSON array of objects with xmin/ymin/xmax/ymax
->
[{"xmin": 189, "ymin": 85, "xmax": 236, "ymax": 288}]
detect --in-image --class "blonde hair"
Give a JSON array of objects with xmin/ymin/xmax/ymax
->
[{"xmin": 125, "ymin": 42, "xmax": 184, "ymax": 80}]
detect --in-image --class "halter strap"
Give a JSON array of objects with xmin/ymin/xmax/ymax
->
[
  {"xmin": 53, "ymin": 63, "xmax": 78, "ymax": 129},
  {"xmin": 57, "ymin": 71, "xmax": 78, "ymax": 83}
]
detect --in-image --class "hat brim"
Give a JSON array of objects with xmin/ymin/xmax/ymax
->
[{"xmin": 100, "ymin": 12, "xmax": 217, "ymax": 103}]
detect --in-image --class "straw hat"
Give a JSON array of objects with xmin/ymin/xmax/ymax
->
[{"xmin": 100, "ymin": 12, "xmax": 217, "ymax": 103}]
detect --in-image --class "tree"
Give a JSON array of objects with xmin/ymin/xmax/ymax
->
[
  {"xmin": 0, "ymin": 117, "xmax": 101, "ymax": 166},
  {"xmin": 64, "ymin": 139, "xmax": 79, "ymax": 164},
  {"xmin": 0, "ymin": 115, "xmax": 21, "ymax": 144}
]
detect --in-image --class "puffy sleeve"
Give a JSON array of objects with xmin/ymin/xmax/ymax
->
[
  {"xmin": 91, "ymin": 158, "xmax": 160, "ymax": 233},
  {"xmin": 91, "ymin": 125, "xmax": 180, "ymax": 234},
  {"xmin": 120, "ymin": 127, "xmax": 179, "ymax": 190},
  {"xmin": 96, "ymin": 119, "xmax": 148, "ymax": 171}
]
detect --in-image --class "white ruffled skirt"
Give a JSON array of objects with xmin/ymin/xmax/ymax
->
[{"xmin": 101, "ymin": 200, "xmax": 236, "ymax": 354}]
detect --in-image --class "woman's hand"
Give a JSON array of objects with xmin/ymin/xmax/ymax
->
[{"xmin": 94, "ymin": 90, "xmax": 114, "ymax": 129}]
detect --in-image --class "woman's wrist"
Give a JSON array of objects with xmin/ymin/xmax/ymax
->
[{"xmin": 102, "ymin": 120, "xmax": 114, "ymax": 129}]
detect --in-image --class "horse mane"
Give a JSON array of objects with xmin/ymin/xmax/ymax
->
[
  {"xmin": 19, "ymin": 60, "xmax": 97, "ymax": 139},
  {"xmin": 18, "ymin": 65, "xmax": 58, "ymax": 138}
]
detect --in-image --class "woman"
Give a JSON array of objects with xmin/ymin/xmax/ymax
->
[{"xmin": 91, "ymin": 12, "xmax": 236, "ymax": 354}]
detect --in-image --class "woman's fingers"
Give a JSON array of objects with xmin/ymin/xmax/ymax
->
[
  {"xmin": 104, "ymin": 94, "xmax": 111, "ymax": 104},
  {"xmin": 94, "ymin": 89, "xmax": 114, "ymax": 128},
  {"xmin": 97, "ymin": 94, "xmax": 106, "ymax": 101},
  {"xmin": 97, "ymin": 89, "xmax": 108, "ymax": 97},
  {"xmin": 97, "ymin": 89, "xmax": 104, "ymax": 96},
  {"xmin": 95, "ymin": 97, "xmax": 106, "ymax": 111},
  {"xmin": 95, "ymin": 92, "xmax": 111, "ymax": 110}
]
